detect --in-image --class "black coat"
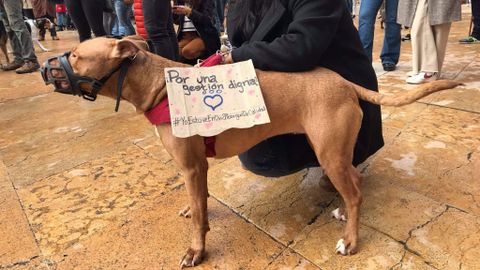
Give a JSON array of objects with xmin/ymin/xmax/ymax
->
[
  {"xmin": 174, "ymin": 0, "xmax": 220, "ymax": 58},
  {"xmin": 227, "ymin": 0, "xmax": 384, "ymax": 176}
]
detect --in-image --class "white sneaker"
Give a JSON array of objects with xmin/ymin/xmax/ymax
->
[
  {"xmin": 407, "ymin": 71, "xmax": 417, "ymax": 77},
  {"xmin": 406, "ymin": 72, "xmax": 437, "ymax": 84}
]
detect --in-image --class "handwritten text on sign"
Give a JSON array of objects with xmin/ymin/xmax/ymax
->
[{"xmin": 165, "ymin": 60, "xmax": 270, "ymax": 138}]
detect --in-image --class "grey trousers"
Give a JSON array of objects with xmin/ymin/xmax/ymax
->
[{"xmin": 0, "ymin": 0, "xmax": 37, "ymax": 62}]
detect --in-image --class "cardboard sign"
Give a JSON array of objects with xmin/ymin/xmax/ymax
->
[{"xmin": 165, "ymin": 60, "xmax": 270, "ymax": 138}]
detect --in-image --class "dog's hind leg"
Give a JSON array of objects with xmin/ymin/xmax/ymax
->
[{"xmin": 305, "ymin": 104, "xmax": 363, "ymax": 255}]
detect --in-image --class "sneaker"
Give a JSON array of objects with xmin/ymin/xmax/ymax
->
[
  {"xmin": 406, "ymin": 72, "xmax": 437, "ymax": 84},
  {"xmin": 407, "ymin": 71, "xmax": 417, "ymax": 77},
  {"xmin": 382, "ymin": 62, "xmax": 396, "ymax": 71},
  {"xmin": 459, "ymin": 36, "xmax": 480, "ymax": 44},
  {"xmin": 15, "ymin": 60, "xmax": 40, "ymax": 74},
  {"xmin": 1, "ymin": 60, "xmax": 23, "ymax": 71}
]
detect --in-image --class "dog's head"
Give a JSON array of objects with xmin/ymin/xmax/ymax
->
[{"xmin": 42, "ymin": 36, "xmax": 151, "ymax": 106}]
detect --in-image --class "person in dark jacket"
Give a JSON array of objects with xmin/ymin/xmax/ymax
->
[
  {"xmin": 173, "ymin": 0, "xmax": 220, "ymax": 63},
  {"xmin": 224, "ymin": 0, "xmax": 384, "ymax": 177},
  {"xmin": 142, "ymin": 0, "xmax": 178, "ymax": 60}
]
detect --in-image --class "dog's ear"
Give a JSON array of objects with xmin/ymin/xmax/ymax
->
[
  {"xmin": 110, "ymin": 39, "xmax": 141, "ymax": 59},
  {"xmin": 123, "ymin": 35, "xmax": 150, "ymax": 51}
]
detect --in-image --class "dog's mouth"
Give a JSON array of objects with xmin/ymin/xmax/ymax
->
[
  {"xmin": 41, "ymin": 52, "xmax": 106, "ymax": 101},
  {"xmin": 41, "ymin": 52, "xmax": 133, "ymax": 111}
]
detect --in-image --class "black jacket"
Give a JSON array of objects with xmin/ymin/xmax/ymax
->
[
  {"xmin": 174, "ymin": 0, "xmax": 220, "ymax": 58},
  {"xmin": 227, "ymin": 0, "xmax": 384, "ymax": 176}
]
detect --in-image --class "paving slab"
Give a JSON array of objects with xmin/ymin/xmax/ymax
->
[
  {"xmin": 266, "ymin": 249, "xmax": 320, "ymax": 270},
  {"xmin": 407, "ymin": 208, "xmax": 480, "ymax": 269},
  {"xmin": 0, "ymin": 161, "xmax": 40, "ymax": 267},
  {"xmin": 0, "ymin": 94, "xmax": 153, "ymax": 187},
  {"xmin": 208, "ymin": 158, "xmax": 337, "ymax": 245},
  {"xmin": 16, "ymin": 146, "xmax": 182, "ymax": 257},
  {"xmin": 291, "ymin": 206, "xmax": 405, "ymax": 270},
  {"xmin": 54, "ymin": 188, "xmax": 285, "ymax": 269},
  {"xmin": 367, "ymin": 131, "xmax": 479, "ymax": 215}
]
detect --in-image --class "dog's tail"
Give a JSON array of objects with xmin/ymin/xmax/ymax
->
[{"xmin": 352, "ymin": 80, "xmax": 463, "ymax": 106}]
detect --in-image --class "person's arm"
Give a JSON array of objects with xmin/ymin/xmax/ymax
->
[
  {"xmin": 172, "ymin": 0, "xmax": 214, "ymax": 26},
  {"xmin": 189, "ymin": 0, "xmax": 215, "ymax": 26},
  {"xmin": 231, "ymin": 0, "xmax": 345, "ymax": 71}
]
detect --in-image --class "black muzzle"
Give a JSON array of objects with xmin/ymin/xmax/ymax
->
[{"xmin": 41, "ymin": 52, "xmax": 132, "ymax": 111}]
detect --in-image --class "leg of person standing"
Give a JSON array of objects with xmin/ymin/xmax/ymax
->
[
  {"xmin": 114, "ymin": 0, "xmax": 135, "ymax": 35},
  {"xmin": 406, "ymin": 0, "xmax": 449, "ymax": 84},
  {"xmin": 379, "ymin": 0, "xmax": 401, "ymax": 71},
  {"xmin": 142, "ymin": 0, "xmax": 178, "ymax": 60},
  {"xmin": 65, "ymin": 0, "xmax": 93, "ymax": 41},
  {"xmin": 472, "ymin": 0, "xmax": 480, "ymax": 40},
  {"xmin": 358, "ymin": 0, "xmax": 383, "ymax": 63},
  {"xmin": 0, "ymin": 0, "xmax": 39, "ymax": 73},
  {"xmin": 459, "ymin": 0, "xmax": 480, "ymax": 43},
  {"xmin": 0, "ymin": 3, "xmax": 23, "ymax": 69},
  {"xmin": 65, "ymin": 0, "xmax": 106, "ymax": 42}
]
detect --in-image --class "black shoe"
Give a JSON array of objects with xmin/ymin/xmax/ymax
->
[{"xmin": 382, "ymin": 62, "xmax": 396, "ymax": 71}]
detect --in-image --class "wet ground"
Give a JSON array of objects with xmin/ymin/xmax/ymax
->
[{"xmin": 1, "ymin": 8, "xmax": 479, "ymax": 270}]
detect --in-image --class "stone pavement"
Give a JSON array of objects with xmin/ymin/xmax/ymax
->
[{"xmin": 1, "ymin": 9, "xmax": 479, "ymax": 270}]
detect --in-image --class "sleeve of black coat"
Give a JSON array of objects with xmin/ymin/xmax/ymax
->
[
  {"xmin": 189, "ymin": 0, "xmax": 215, "ymax": 27},
  {"xmin": 231, "ymin": 0, "xmax": 344, "ymax": 72}
]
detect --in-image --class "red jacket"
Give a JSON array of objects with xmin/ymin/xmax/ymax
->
[
  {"xmin": 133, "ymin": 0, "xmax": 147, "ymax": 39},
  {"xmin": 55, "ymin": 4, "xmax": 67, "ymax": 14}
]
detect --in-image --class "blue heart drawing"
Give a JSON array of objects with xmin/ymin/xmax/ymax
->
[{"xmin": 203, "ymin": 95, "xmax": 223, "ymax": 111}]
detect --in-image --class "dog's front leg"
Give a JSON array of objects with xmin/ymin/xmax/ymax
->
[
  {"xmin": 155, "ymin": 126, "xmax": 210, "ymax": 268},
  {"xmin": 180, "ymin": 161, "xmax": 209, "ymax": 268}
]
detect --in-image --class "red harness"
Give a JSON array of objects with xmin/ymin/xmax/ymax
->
[{"xmin": 144, "ymin": 54, "xmax": 224, "ymax": 157}]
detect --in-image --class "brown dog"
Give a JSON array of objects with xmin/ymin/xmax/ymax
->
[{"xmin": 45, "ymin": 37, "xmax": 462, "ymax": 267}]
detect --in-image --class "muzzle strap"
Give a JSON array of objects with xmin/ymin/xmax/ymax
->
[{"xmin": 115, "ymin": 60, "xmax": 131, "ymax": 112}]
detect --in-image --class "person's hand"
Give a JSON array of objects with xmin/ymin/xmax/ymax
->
[
  {"xmin": 222, "ymin": 53, "xmax": 233, "ymax": 64},
  {"xmin": 172, "ymin": 5, "xmax": 192, "ymax": 16}
]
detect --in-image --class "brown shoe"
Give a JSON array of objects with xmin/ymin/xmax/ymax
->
[
  {"xmin": 15, "ymin": 60, "xmax": 40, "ymax": 74},
  {"xmin": 1, "ymin": 60, "xmax": 23, "ymax": 71}
]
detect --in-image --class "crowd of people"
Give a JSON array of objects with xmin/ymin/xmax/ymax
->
[{"xmin": 0, "ymin": 0, "xmax": 477, "ymax": 179}]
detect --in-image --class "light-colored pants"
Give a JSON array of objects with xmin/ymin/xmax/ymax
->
[{"xmin": 411, "ymin": 0, "xmax": 451, "ymax": 74}]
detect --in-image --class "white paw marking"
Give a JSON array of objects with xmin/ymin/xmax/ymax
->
[
  {"xmin": 336, "ymin": 239, "xmax": 347, "ymax": 255},
  {"xmin": 154, "ymin": 126, "xmax": 160, "ymax": 137},
  {"xmin": 331, "ymin": 208, "xmax": 347, "ymax": 221}
]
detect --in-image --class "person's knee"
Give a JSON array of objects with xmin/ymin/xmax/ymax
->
[{"xmin": 181, "ymin": 46, "xmax": 203, "ymax": 60}]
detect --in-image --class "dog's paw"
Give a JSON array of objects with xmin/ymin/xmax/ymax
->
[
  {"xmin": 335, "ymin": 238, "xmax": 357, "ymax": 255},
  {"xmin": 331, "ymin": 208, "xmax": 347, "ymax": 221},
  {"xmin": 179, "ymin": 248, "xmax": 204, "ymax": 268},
  {"xmin": 178, "ymin": 205, "xmax": 191, "ymax": 218}
]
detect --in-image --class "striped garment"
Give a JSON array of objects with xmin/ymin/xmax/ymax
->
[{"xmin": 182, "ymin": 16, "xmax": 197, "ymax": 32}]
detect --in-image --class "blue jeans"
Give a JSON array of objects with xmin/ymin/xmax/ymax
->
[
  {"xmin": 57, "ymin": 12, "xmax": 66, "ymax": 27},
  {"xmin": 358, "ymin": 0, "xmax": 401, "ymax": 64},
  {"xmin": 114, "ymin": 0, "xmax": 135, "ymax": 36}
]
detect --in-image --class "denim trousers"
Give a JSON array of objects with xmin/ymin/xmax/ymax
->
[
  {"xmin": 142, "ymin": 0, "xmax": 178, "ymax": 60},
  {"xmin": 57, "ymin": 12, "xmax": 67, "ymax": 27},
  {"xmin": 114, "ymin": 0, "xmax": 135, "ymax": 36},
  {"xmin": 358, "ymin": 0, "xmax": 401, "ymax": 64},
  {"xmin": 0, "ymin": 0, "xmax": 37, "ymax": 62}
]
